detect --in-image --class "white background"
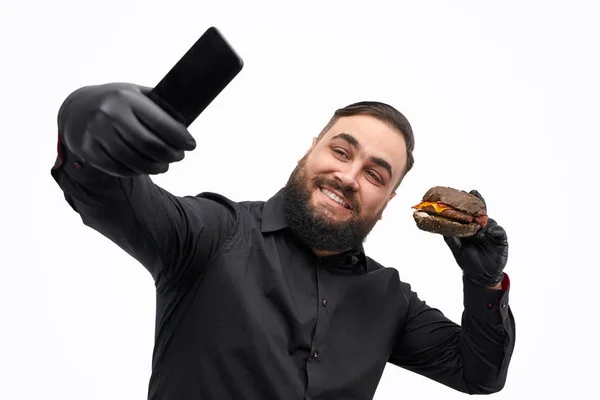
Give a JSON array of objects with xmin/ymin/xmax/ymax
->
[{"xmin": 2, "ymin": 0, "xmax": 599, "ymax": 399}]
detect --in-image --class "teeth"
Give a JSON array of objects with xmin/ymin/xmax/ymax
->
[{"xmin": 320, "ymin": 188, "xmax": 349, "ymax": 208}]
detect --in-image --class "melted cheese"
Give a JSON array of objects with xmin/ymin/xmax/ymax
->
[{"xmin": 412, "ymin": 201, "xmax": 451, "ymax": 213}]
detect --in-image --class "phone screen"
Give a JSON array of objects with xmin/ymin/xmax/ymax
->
[{"xmin": 148, "ymin": 27, "xmax": 244, "ymax": 127}]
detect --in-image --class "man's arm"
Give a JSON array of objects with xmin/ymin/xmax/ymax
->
[
  {"xmin": 51, "ymin": 84, "xmax": 238, "ymax": 292},
  {"xmin": 388, "ymin": 275, "xmax": 515, "ymax": 394}
]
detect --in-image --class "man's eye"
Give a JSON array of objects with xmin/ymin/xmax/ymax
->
[
  {"xmin": 333, "ymin": 149, "xmax": 348, "ymax": 159},
  {"xmin": 367, "ymin": 171, "xmax": 382, "ymax": 183}
]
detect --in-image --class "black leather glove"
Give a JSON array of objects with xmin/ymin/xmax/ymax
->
[
  {"xmin": 58, "ymin": 82, "xmax": 196, "ymax": 177},
  {"xmin": 443, "ymin": 190, "xmax": 509, "ymax": 288}
]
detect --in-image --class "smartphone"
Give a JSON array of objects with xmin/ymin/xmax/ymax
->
[{"xmin": 147, "ymin": 26, "xmax": 244, "ymax": 127}]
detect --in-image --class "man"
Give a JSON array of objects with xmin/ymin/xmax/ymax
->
[{"xmin": 51, "ymin": 82, "xmax": 515, "ymax": 399}]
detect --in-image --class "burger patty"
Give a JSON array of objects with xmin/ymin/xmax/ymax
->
[
  {"xmin": 474, "ymin": 215, "xmax": 488, "ymax": 227},
  {"xmin": 420, "ymin": 205, "xmax": 488, "ymax": 227}
]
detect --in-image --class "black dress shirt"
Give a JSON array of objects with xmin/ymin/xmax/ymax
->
[{"xmin": 51, "ymin": 139, "xmax": 515, "ymax": 400}]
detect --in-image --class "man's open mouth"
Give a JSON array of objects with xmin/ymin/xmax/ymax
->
[{"xmin": 319, "ymin": 187, "xmax": 352, "ymax": 210}]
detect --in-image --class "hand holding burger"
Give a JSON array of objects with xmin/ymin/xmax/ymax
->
[{"xmin": 413, "ymin": 187, "xmax": 509, "ymax": 288}]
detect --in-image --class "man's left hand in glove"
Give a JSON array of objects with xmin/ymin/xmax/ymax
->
[{"xmin": 443, "ymin": 190, "xmax": 509, "ymax": 289}]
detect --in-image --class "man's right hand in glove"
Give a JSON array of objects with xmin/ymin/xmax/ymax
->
[{"xmin": 58, "ymin": 82, "xmax": 197, "ymax": 177}]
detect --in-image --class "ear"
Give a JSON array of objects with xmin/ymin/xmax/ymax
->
[{"xmin": 378, "ymin": 191, "xmax": 397, "ymax": 220}]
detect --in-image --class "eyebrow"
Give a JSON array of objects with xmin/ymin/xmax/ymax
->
[{"xmin": 331, "ymin": 133, "xmax": 393, "ymax": 180}]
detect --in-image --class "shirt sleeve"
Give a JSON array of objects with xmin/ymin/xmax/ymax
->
[
  {"xmin": 50, "ymin": 132, "xmax": 239, "ymax": 293},
  {"xmin": 387, "ymin": 274, "xmax": 515, "ymax": 395}
]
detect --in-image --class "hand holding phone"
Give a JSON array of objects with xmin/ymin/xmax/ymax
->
[{"xmin": 58, "ymin": 27, "xmax": 243, "ymax": 177}]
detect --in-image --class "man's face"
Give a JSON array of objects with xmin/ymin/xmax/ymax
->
[{"xmin": 283, "ymin": 114, "xmax": 408, "ymax": 254}]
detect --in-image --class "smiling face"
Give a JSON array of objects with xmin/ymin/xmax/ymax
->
[{"xmin": 283, "ymin": 114, "xmax": 409, "ymax": 255}]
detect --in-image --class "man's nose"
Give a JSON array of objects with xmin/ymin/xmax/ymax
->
[{"xmin": 333, "ymin": 166, "xmax": 360, "ymax": 192}]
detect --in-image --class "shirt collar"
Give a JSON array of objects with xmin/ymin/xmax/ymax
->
[
  {"xmin": 261, "ymin": 188, "xmax": 289, "ymax": 233},
  {"xmin": 261, "ymin": 188, "xmax": 369, "ymax": 273}
]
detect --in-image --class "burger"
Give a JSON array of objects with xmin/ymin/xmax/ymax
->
[{"xmin": 412, "ymin": 186, "xmax": 488, "ymax": 238}]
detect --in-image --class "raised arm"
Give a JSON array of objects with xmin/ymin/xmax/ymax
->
[
  {"xmin": 390, "ymin": 192, "xmax": 515, "ymax": 394},
  {"xmin": 51, "ymin": 83, "xmax": 238, "ymax": 292},
  {"xmin": 389, "ymin": 276, "xmax": 514, "ymax": 394}
]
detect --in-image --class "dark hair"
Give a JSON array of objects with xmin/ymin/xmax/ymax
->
[{"xmin": 317, "ymin": 101, "xmax": 415, "ymax": 190}]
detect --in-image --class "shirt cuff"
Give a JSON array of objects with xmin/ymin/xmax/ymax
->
[{"xmin": 463, "ymin": 273, "xmax": 511, "ymax": 325}]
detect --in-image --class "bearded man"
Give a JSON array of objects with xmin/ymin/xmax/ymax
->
[{"xmin": 51, "ymin": 82, "xmax": 514, "ymax": 400}]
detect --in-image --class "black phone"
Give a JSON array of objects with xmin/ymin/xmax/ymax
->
[{"xmin": 147, "ymin": 27, "xmax": 244, "ymax": 127}]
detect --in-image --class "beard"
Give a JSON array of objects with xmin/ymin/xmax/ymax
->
[{"xmin": 282, "ymin": 157, "xmax": 381, "ymax": 252}]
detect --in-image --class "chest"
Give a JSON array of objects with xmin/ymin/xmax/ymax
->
[{"xmin": 187, "ymin": 235, "xmax": 406, "ymax": 356}]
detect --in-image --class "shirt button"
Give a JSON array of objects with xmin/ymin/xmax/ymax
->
[
  {"xmin": 322, "ymin": 299, "xmax": 327, "ymax": 306},
  {"xmin": 501, "ymin": 303, "xmax": 506, "ymax": 308},
  {"xmin": 313, "ymin": 351, "xmax": 318, "ymax": 358}
]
